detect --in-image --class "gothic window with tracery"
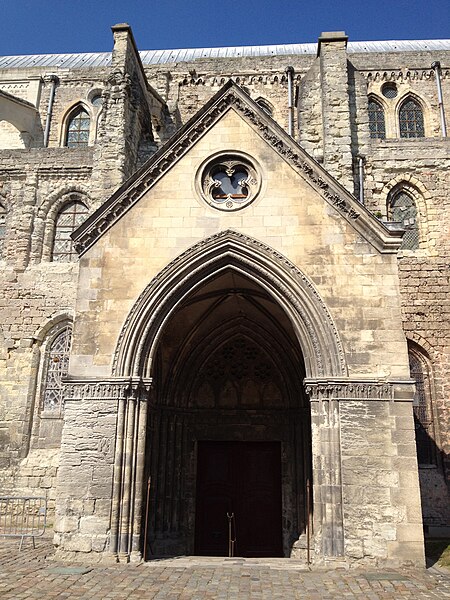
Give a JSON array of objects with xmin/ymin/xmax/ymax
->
[
  {"xmin": 191, "ymin": 338, "xmax": 284, "ymax": 409},
  {"xmin": 388, "ymin": 190, "xmax": 419, "ymax": 250},
  {"xmin": 368, "ymin": 99, "xmax": 386, "ymax": 139},
  {"xmin": 0, "ymin": 203, "xmax": 6, "ymax": 257},
  {"xmin": 42, "ymin": 327, "xmax": 72, "ymax": 414},
  {"xmin": 399, "ymin": 98, "xmax": 425, "ymax": 138},
  {"xmin": 409, "ymin": 346, "xmax": 436, "ymax": 465},
  {"xmin": 52, "ymin": 200, "xmax": 88, "ymax": 262},
  {"xmin": 65, "ymin": 107, "xmax": 90, "ymax": 147}
]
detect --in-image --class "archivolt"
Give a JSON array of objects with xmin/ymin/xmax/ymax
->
[
  {"xmin": 164, "ymin": 319, "xmax": 303, "ymax": 409},
  {"xmin": 112, "ymin": 230, "xmax": 347, "ymax": 379}
]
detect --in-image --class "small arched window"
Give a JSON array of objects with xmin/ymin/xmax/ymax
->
[
  {"xmin": 388, "ymin": 190, "xmax": 419, "ymax": 250},
  {"xmin": 52, "ymin": 200, "xmax": 88, "ymax": 262},
  {"xmin": 399, "ymin": 98, "xmax": 425, "ymax": 138},
  {"xmin": 42, "ymin": 326, "xmax": 72, "ymax": 414},
  {"xmin": 0, "ymin": 203, "xmax": 6, "ymax": 258},
  {"xmin": 409, "ymin": 345, "xmax": 436, "ymax": 465},
  {"xmin": 368, "ymin": 99, "xmax": 386, "ymax": 139},
  {"xmin": 65, "ymin": 106, "xmax": 90, "ymax": 147}
]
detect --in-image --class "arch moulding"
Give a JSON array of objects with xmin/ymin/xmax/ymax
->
[{"xmin": 112, "ymin": 229, "xmax": 347, "ymax": 380}]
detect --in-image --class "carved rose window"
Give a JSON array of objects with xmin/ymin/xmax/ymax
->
[{"xmin": 201, "ymin": 155, "xmax": 259, "ymax": 211}]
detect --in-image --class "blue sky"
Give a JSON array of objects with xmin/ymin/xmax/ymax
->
[{"xmin": 1, "ymin": 0, "xmax": 449, "ymax": 56}]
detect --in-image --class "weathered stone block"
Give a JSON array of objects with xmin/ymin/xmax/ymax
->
[{"xmin": 79, "ymin": 516, "xmax": 109, "ymax": 535}]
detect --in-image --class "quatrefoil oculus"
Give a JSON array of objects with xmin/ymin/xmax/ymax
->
[{"xmin": 200, "ymin": 155, "xmax": 260, "ymax": 211}]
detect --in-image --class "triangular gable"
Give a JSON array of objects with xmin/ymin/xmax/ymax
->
[{"xmin": 73, "ymin": 80, "xmax": 403, "ymax": 255}]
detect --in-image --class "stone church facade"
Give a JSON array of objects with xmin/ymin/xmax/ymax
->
[{"xmin": 0, "ymin": 25, "xmax": 449, "ymax": 567}]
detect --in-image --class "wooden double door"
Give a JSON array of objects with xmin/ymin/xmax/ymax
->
[{"xmin": 195, "ymin": 441, "xmax": 283, "ymax": 557}]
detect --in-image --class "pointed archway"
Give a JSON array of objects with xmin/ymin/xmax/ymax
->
[
  {"xmin": 113, "ymin": 230, "xmax": 346, "ymax": 379},
  {"xmin": 145, "ymin": 269, "xmax": 310, "ymax": 557},
  {"xmin": 110, "ymin": 231, "xmax": 347, "ymax": 562}
]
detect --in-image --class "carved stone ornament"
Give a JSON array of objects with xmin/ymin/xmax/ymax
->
[
  {"xmin": 304, "ymin": 379, "xmax": 395, "ymax": 401},
  {"xmin": 199, "ymin": 154, "xmax": 260, "ymax": 211},
  {"xmin": 63, "ymin": 377, "xmax": 152, "ymax": 403}
]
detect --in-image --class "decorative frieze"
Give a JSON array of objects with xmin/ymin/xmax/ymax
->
[
  {"xmin": 304, "ymin": 379, "xmax": 415, "ymax": 401},
  {"xmin": 63, "ymin": 377, "xmax": 152, "ymax": 402},
  {"xmin": 364, "ymin": 68, "xmax": 449, "ymax": 82},
  {"xmin": 179, "ymin": 72, "xmax": 304, "ymax": 87}
]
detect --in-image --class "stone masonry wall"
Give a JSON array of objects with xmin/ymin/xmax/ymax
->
[
  {"xmin": 340, "ymin": 399, "xmax": 423, "ymax": 566},
  {"xmin": 0, "ymin": 146, "xmax": 95, "ymax": 507},
  {"xmin": 0, "ymin": 28, "xmax": 449, "ymax": 556},
  {"xmin": 363, "ymin": 135, "xmax": 450, "ymax": 529},
  {"xmin": 0, "ymin": 27, "xmax": 165, "ymax": 511},
  {"xmin": 54, "ymin": 395, "xmax": 118, "ymax": 557}
]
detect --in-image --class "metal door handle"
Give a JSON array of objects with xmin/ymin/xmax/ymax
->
[{"xmin": 227, "ymin": 512, "xmax": 236, "ymax": 557}]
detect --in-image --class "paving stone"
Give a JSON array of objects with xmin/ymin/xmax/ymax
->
[{"xmin": 0, "ymin": 536, "xmax": 449, "ymax": 599}]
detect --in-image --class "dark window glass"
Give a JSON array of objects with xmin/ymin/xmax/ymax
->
[
  {"xmin": 66, "ymin": 108, "xmax": 90, "ymax": 147},
  {"xmin": 399, "ymin": 99, "xmax": 425, "ymax": 138},
  {"xmin": 381, "ymin": 83, "xmax": 398, "ymax": 99},
  {"xmin": 389, "ymin": 191, "xmax": 419, "ymax": 250},
  {"xmin": 52, "ymin": 200, "xmax": 88, "ymax": 262},
  {"xmin": 91, "ymin": 95, "xmax": 103, "ymax": 107},
  {"xmin": 409, "ymin": 350, "xmax": 436, "ymax": 465},
  {"xmin": 368, "ymin": 100, "xmax": 386, "ymax": 139},
  {"xmin": 43, "ymin": 327, "xmax": 72, "ymax": 414}
]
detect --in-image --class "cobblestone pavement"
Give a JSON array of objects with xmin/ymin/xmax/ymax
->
[{"xmin": 1, "ymin": 537, "xmax": 450, "ymax": 599}]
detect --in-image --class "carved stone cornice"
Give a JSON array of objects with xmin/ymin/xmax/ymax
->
[
  {"xmin": 364, "ymin": 68, "xmax": 450, "ymax": 82},
  {"xmin": 179, "ymin": 72, "xmax": 304, "ymax": 87},
  {"xmin": 304, "ymin": 378, "xmax": 415, "ymax": 401},
  {"xmin": 37, "ymin": 167, "xmax": 93, "ymax": 178},
  {"xmin": 63, "ymin": 377, "xmax": 152, "ymax": 402},
  {"xmin": 73, "ymin": 81, "xmax": 401, "ymax": 257}
]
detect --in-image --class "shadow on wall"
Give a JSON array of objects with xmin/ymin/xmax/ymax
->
[{"xmin": 416, "ymin": 419, "xmax": 450, "ymax": 539}]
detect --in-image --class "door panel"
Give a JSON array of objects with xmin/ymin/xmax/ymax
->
[
  {"xmin": 195, "ymin": 443, "xmax": 233, "ymax": 556},
  {"xmin": 195, "ymin": 441, "xmax": 282, "ymax": 557}
]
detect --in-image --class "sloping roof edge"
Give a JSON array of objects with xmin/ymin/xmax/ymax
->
[{"xmin": 1, "ymin": 39, "xmax": 449, "ymax": 69}]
